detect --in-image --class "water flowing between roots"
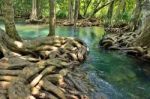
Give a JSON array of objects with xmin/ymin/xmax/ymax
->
[{"xmin": 0, "ymin": 23, "xmax": 150, "ymax": 99}]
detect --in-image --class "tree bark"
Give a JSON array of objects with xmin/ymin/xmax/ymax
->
[
  {"xmin": 37, "ymin": 0, "xmax": 42, "ymax": 19},
  {"xmin": 68, "ymin": 0, "xmax": 74, "ymax": 23},
  {"xmin": 30, "ymin": 0, "xmax": 38, "ymax": 20},
  {"xmin": 48, "ymin": 0, "xmax": 56, "ymax": 36},
  {"xmin": 90, "ymin": 0, "xmax": 114, "ymax": 17},
  {"xmin": 83, "ymin": 0, "xmax": 92, "ymax": 17},
  {"xmin": 107, "ymin": 0, "xmax": 115, "ymax": 25},
  {"xmin": 74, "ymin": 0, "xmax": 80, "ymax": 26},
  {"xmin": 134, "ymin": 0, "xmax": 150, "ymax": 48},
  {"xmin": 3, "ymin": 0, "xmax": 22, "ymax": 41},
  {"xmin": 116, "ymin": 0, "xmax": 125, "ymax": 18},
  {"xmin": 130, "ymin": 0, "xmax": 142, "ymax": 31}
]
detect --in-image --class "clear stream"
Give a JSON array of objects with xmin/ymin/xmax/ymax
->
[{"xmin": 0, "ymin": 22, "xmax": 150, "ymax": 99}]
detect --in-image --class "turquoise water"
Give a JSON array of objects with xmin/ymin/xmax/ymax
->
[{"xmin": 0, "ymin": 22, "xmax": 150, "ymax": 99}]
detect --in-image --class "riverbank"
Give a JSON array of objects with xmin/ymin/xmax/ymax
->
[
  {"xmin": 1, "ymin": 23, "xmax": 150, "ymax": 98},
  {"xmin": 0, "ymin": 29, "xmax": 92, "ymax": 99},
  {"xmin": 25, "ymin": 18, "xmax": 101, "ymax": 27},
  {"xmin": 99, "ymin": 29, "xmax": 150, "ymax": 62}
]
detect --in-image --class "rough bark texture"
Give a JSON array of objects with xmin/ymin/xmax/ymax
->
[
  {"xmin": 3, "ymin": 0, "xmax": 22, "ymax": 41},
  {"xmin": 48, "ymin": 0, "xmax": 56, "ymax": 36},
  {"xmin": 26, "ymin": 0, "xmax": 44, "ymax": 24},
  {"xmin": 134, "ymin": 0, "xmax": 150, "ymax": 48},
  {"xmin": 90, "ymin": 0, "xmax": 114, "ymax": 17},
  {"xmin": 74, "ymin": 0, "xmax": 80, "ymax": 27},
  {"xmin": 68, "ymin": 0, "xmax": 74, "ymax": 23},
  {"xmin": 30, "ymin": 0, "xmax": 38, "ymax": 20},
  {"xmin": 130, "ymin": 0, "xmax": 142, "ymax": 31},
  {"xmin": 83, "ymin": 0, "xmax": 92, "ymax": 16},
  {"xmin": 116, "ymin": 0, "xmax": 125, "ymax": 18},
  {"xmin": 0, "ymin": 28, "xmax": 89, "ymax": 99},
  {"xmin": 107, "ymin": 0, "xmax": 115, "ymax": 25}
]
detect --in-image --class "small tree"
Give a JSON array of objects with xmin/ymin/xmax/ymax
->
[
  {"xmin": 68, "ymin": 0, "xmax": 74, "ymax": 23},
  {"xmin": 107, "ymin": 0, "xmax": 115, "ymax": 25},
  {"xmin": 48, "ymin": 0, "xmax": 56, "ymax": 36},
  {"xmin": 74, "ymin": 0, "xmax": 80, "ymax": 26},
  {"xmin": 30, "ymin": 0, "xmax": 38, "ymax": 20}
]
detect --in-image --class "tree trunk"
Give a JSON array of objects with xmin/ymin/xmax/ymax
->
[
  {"xmin": 130, "ymin": 0, "xmax": 142, "ymax": 31},
  {"xmin": 74, "ymin": 0, "xmax": 80, "ymax": 26},
  {"xmin": 48, "ymin": 0, "xmax": 56, "ymax": 36},
  {"xmin": 37, "ymin": 0, "xmax": 42, "ymax": 19},
  {"xmin": 116, "ymin": 0, "xmax": 125, "ymax": 18},
  {"xmin": 3, "ymin": 0, "xmax": 22, "ymax": 41},
  {"xmin": 30, "ymin": 0, "xmax": 38, "ymax": 20},
  {"xmin": 83, "ymin": 0, "xmax": 92, "ymax": 17},
  {"xmin": 107, "ymin": 0, "xmax": 115, "ymax": 25},
  {"xmin": 134, "ymin": 0, "xmax": 150, "ymax": 48},
  {"xmin": 90, "ymin": 0, "xmax": 114, "ymax": 17},
  {"xmin": 122, "ymin": 0, "xmax": 126, "ymax": 13},
  {"xmin": 68, "ymin": 0, "xmax": 74, "ymax": 23}
]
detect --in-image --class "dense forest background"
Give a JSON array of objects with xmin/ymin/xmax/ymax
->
[{"xmin": 0, "ymin": 0, "xmax": 137, "ymax": 26}]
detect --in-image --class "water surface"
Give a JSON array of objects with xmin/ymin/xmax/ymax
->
[{"xmin": 0, "ymin": 23, "xmax": 150, "ymax": 99}]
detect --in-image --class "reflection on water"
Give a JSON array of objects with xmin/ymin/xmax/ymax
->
[{"xmin": 0, "ymin": 23, "xmax": 150, "ymax": 99}]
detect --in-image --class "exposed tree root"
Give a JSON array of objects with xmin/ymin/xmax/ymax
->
[
  {"xmin": 99, "ymin": 29, "xmax": 150, "ymax": 62},
  {"xmin": 0, "ymin": 28, "xmax": 89, "ymax": 99}
]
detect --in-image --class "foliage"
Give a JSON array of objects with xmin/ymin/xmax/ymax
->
[{"xmin": 0, "ymin": 0, "xmax": 137, "ymax": 24}]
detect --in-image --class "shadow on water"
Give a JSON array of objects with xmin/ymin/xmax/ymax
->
[{"xmin": 0, "ymin": 22, "xmax": 150, "ymax": 99}]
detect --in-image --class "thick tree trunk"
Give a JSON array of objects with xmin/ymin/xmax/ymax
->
[
  {"xmin": 48, "ymin": 0, "xmax": 56, "ymax": 36},
  {"xmin": 68, "ymin": 0, "xmax": 74, "ymax": 23},
  {"xmin": 3, "ymin": 0, "xmax": 22, "ymax": 41},
  {"xmin": 30, "ymin": 0, "xmax": 38, "ymax": 20},
  {"xmin": 134, "ymin": 0, "xmax": 150, "ymax": 48}
]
